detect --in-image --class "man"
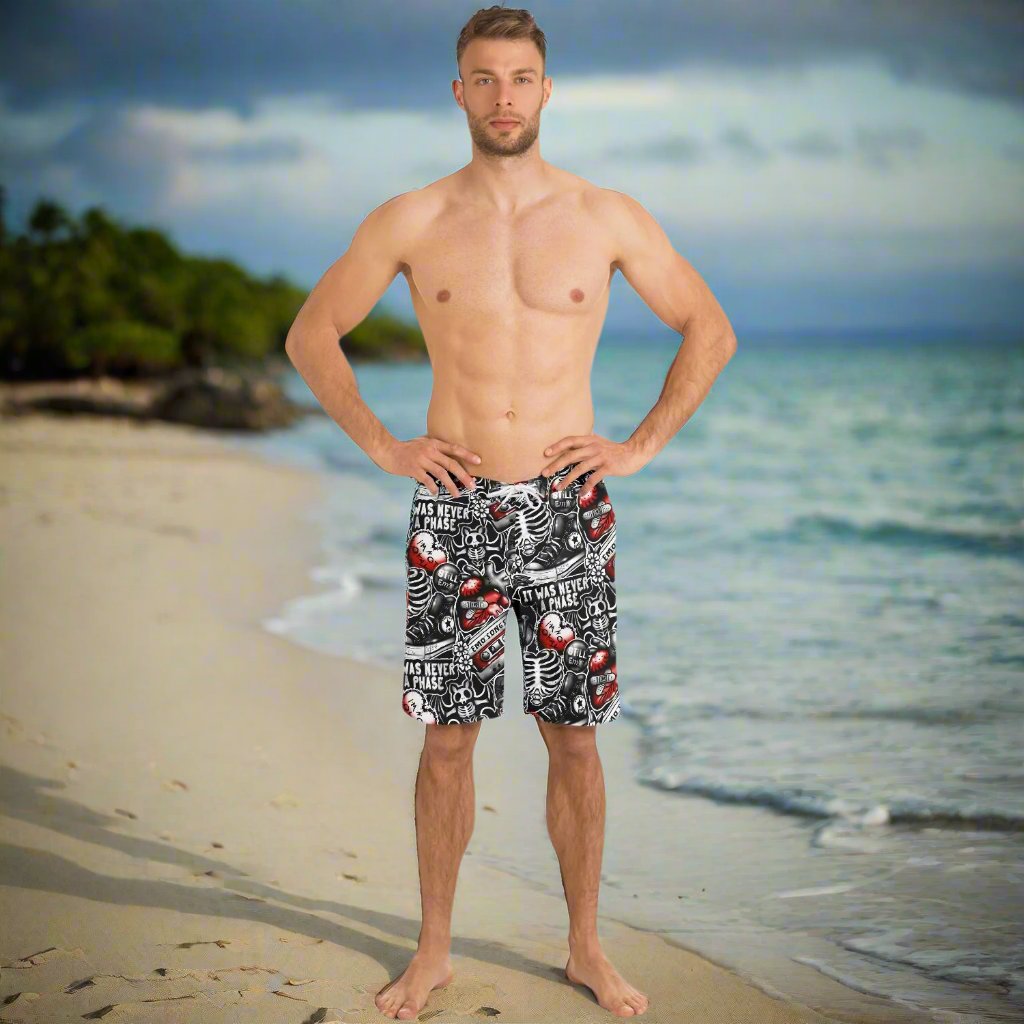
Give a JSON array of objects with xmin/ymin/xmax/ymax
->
[{"xmin": 285, "ymin": 6, "xmax": 736, "ymax": 1019}]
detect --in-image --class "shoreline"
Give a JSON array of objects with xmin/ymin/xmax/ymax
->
[{"xmin": 1, "ymin": 412, "xmax": 916, "ymax": 1023}]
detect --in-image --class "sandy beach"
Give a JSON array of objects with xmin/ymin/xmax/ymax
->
[{"xmin": 1, "ymin": 411, "xmax": 904, "ymax": 1023}]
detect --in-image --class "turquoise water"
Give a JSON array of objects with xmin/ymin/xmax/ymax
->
[{"xmin": 236, "ymin": 331, "xmax": 1024, "ymax": 1020}]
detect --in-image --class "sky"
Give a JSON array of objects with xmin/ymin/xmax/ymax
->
[{"xmin": 2, "ymin": 0, "xmax": 1023, "ymax": 336}]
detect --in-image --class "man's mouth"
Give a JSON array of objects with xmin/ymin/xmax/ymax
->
[{"xmin": 490, "ymin": 119, "xmax": 520, "ymax": 127}]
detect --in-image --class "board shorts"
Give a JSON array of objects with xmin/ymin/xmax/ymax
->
[{"xmin": 402, "ymin": 461, "xmax": 620, "ymax": 726}]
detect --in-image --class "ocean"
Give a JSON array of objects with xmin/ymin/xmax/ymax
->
[{"xmin": 231, "ymin": 330, "xmax": 1023, "ymax": 1022}]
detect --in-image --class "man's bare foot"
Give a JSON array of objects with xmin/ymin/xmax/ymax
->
[
  {"xmin": 374, "ymin": 950, "xmax": 454, "ymax": 1020},
  {"xmin": 565, "ymin": 948, "xmax": 649, "ymax": 1017}
]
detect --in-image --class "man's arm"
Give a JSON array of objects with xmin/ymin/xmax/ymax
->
[
  {"xmin": 605, "ymin": 189, "xmax": 737, "ymax": 467},
  {"xmin": 285, "ymin": 194, "xmax": 482, "ymax": 495},
  {"xmin": 284, "ymin": 195, "xmax": 408, "ymax": 470}
]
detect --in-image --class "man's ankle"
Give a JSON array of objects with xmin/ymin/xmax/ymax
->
[
  {"xmin": 568, "ymin": 932, "xmax": 603, "ymax": 957},
  {"xmin": 416, "ymin": 931, "xmax": 452, "ymax": 955}
]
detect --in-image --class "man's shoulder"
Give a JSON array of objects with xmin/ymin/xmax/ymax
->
[
  {"xmin": 584, "ymin": 183, "xmax": 649, "ymax": 223},
  {"xmin": 365, "ymin": 186, "xmax": 439, "ymax": 230},
  {"xmin": 357, "ymin": 186, "xmax": 446, "ymax": 256},
  {"xmin": 566, "ymin": 181, "xmax": 666, "ymax": 269}
]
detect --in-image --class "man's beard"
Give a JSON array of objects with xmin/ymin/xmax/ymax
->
[{"xmin": 468, "ymin": 109, "xmax": 541, "ymax": 157}]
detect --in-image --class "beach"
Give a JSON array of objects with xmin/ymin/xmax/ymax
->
[{"xmin": 0, "ymin": 411, "xmax": 968, "ymax": 1023}]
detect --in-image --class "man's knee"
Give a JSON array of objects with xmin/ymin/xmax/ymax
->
[
  {"xmin": 537, "ymin": 720, "xmax": 599, "ymax": 759},
  {"xmin": 423, "ymin": 720, "xmax": 480, "ymax": 764}
]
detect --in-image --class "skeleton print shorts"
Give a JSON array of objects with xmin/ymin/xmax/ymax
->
[{"xmin": 402, "ymin": 461, "xmax": 620, "ymax": 727}]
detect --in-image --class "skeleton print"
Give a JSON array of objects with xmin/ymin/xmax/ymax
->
[{"xmin": 402, "ymin": 461, "xmax": 620, "ymax": 726}]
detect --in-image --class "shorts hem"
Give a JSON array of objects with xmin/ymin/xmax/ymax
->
[
  {"xmin": 527, "ymin": 708, "xmax": 620, "ymax": 725},
  {"xmin": 402, "ymin": 701, "xmax": 504, "ymax": 725}
]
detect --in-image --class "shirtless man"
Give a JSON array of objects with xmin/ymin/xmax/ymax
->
[{"xmin": 285, "ymin": 6, "xmax": 736, "ymax": 1019}]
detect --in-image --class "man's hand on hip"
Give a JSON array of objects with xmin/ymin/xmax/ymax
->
[
  {"xmin": 541, "ymin": 434, "xmax": 647, "ymax": 490},
  {"xmin": 381, "ymin": 435, "xmax": 482, "ymax": 497}
]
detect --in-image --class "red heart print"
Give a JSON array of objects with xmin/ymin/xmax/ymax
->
[
  {"xmin": 408, "ymin": 530, "xmax": 447, "ymax": 572},
  {"xmin": 538, "ymin": 611, "xmax": 575, "ymax": 652},
  {"xmin": 459, "ymin": 577, "xmax": 509, "ymax": 630}
]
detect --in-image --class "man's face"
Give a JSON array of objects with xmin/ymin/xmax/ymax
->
[{"xmin": 455, "ymin": 38, "xmax": 549, "ymax": 158}]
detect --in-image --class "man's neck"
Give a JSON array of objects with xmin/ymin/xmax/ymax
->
[{"xmin": 461, "ymin": 154, "xmax": 553, "ymax": 211}]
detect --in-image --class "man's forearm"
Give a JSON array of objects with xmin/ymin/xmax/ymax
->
[
  {"xmin": 285, "ymin": 328, "xmax": 396, "ymax": 469},
  {"xmin": 626, "ymin": 324, "xmax": 737, "ymax": 464}
]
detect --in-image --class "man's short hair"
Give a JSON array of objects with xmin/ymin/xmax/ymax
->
[{"xmin": 455, "ymin": 6, "xmax": 547, "ymax": 77}]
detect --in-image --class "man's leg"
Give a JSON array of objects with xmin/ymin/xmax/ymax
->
[
  {"xmin": 536, "ymin": 719, "xmax": 649, "ymax": 1017},
  {"xmin": 375, "ymin": 720, "xmax": 481, "ymax": 1020}
]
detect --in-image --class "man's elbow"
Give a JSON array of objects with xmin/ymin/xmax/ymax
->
[
  {"xmin": 284, "ymin": 329, "xmax": 305, "ymax": 367},
  {"xmin": 282, "ymin": 331, "xmax": 299, "ymax": 368},
  {"xmin": 708, "ymin": 314, "xmax": 738, "ymax": 358},
  {"xmin": 685, "ymin": 319, "xmax": 737, "ymax": 359}
]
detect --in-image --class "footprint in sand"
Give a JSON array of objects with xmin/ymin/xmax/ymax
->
[
  {"xmin": 5, "ymin": 945, "xmax": 86, "ymax": 969},
  {"xmin": 2, "ymin": 992, "xmax": 41, "ymax": 1009}
]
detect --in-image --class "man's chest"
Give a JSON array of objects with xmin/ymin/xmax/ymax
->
[{"xmin": 403, "ymin": 206, "xmax": 614, "ymax": 319}]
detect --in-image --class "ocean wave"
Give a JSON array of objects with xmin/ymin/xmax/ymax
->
[
  {"xmin": 623, "ymin": 696, "xmax": 1023, "ymax": 728},
  {"xmin": 758, "ymin": 513, "xmax": 1024, "ymax": 559},
  {"xmin": 636, "ymin": 769, "xmax": 1024, "ymax": 832}
]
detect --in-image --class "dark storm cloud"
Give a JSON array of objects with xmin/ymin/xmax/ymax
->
[
  {"xmin": 600, "ymin": 128, "xmax": 770, "ymax": 167},
  {"xmin": 45, "ymin": 108, "xmax": 181, "ymax": 206},
  {"xmin": 852, "ymin": 125, "xmax": 929, "ymax": 170},
  {"xmin": 603, "ymin": 135, "xmax": 706, "ymax": 164},
  {"xmin": 718, "ymin": 127, "xmax": 772, "ymax": 165},
  {"xmin": 22, "ymin": 104, "xmax": 307, "ymax": 209},
  {"xmin": 190, "ymin": 137, "xmax": 307, "ymax": 165},
  {"xmin": 601, "ymin": 123, "xmax": 930, "ymax": 170},
  {"xmin": 784, "ymin": 130, "xmax": 845, "ymax": 160},
  {"xmin": 1, "ymin": 0, "xmax": 1021, "ymax": 115}
]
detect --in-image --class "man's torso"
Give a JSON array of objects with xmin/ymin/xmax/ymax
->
[{"xmin": 396, "ymin": 167, "xmax": 620, "ymax": 483}]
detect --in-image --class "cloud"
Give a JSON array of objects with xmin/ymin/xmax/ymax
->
[
  {"xmin": 189, "ymin": 137, "xmax": 307, "ymax": 166},
  {"xmin": 852, "ymin": 125, "xmax": 928, "ymax": 170},
  {"xmin": 3, "ymin": 101, "xmax": 334, "ymax": 222},
  {"xmin": 718, "ymin": 126, "xmax": 771, "ymax": 165},
  {"xmin": 1, "ymin": 2, "xmax": 1019, "ymax": 331},
  {"xmin": 602, "ymin": 134, "xmax": 706, "ymax": 164},
  {"xmin": 1, "ymin": 0, "xmax": 1022, "ymax": 115},
  {"xmin": 47, "ymin": 108, "xmax": 183, "ymax": 208},
  {"xmin": 597, "ymin": 122, "xmax": 925, "ymax": 170},
  {"xmin": 783, "ymin": 130, "xmax": 844, "ymax": 160}
]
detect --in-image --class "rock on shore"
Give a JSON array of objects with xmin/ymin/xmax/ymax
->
[{"xmin": 0, "ymin": 365, "xmax": 318, "ymax": 431}]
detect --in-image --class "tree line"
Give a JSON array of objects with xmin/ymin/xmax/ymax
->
[{"xmin": 0, "ymin": 185, "xmax": 423, "ymax": 379}]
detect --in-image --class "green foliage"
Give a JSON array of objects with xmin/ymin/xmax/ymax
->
[
  {"xmin": 65, "ymin": 321, "xmax": 181, "ymax": 373},
  {"xmin": 342, "ymin": 308, "xmax": 423, "ymax": 359},
  {"xmin": 0, "ymin": 187, "xmax": 424, "ymax": 378}
]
